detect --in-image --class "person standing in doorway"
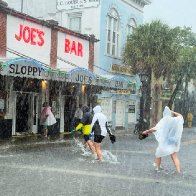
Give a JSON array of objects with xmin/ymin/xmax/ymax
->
[
  {"xmin": 73, "ymin": 104, "xmax": 83, "ymax": 128},
  {"xmin": 40, "ymin": 102, "xmax": 56, "ymax": 138},
  {"xmin": 142, "ymin": 106, "xmax": 184, "ymax": 173},
  {"xmin": 187, "ymin": 111, "xmax": 193, "ymax": 128}
]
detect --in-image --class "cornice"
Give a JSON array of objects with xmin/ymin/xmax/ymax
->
[
  {"xmin": 0, "ymin": 2, "xmax": 99, "ymax": 42},
  {"xmin": 121, "ymin": 0, "xmax": 151, "ymax": 12}
]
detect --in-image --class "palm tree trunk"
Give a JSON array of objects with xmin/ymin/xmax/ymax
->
[{"xmin": 168, "ymin": 75, "xmax": 183, "ymax": 108}]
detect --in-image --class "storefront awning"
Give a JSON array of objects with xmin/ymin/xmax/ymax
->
[
  {"xmin": 97, "ymin": 74, "xmax": 135, "ymax": 90},
  {"xmin": 66, "ymin": 67, "xmax": 97, "ymax": 85},
  {"xmin": 0, "ymin": 58, "xmax": 135, "ymax": 90},
  {"xmin": 0, "ymin": 58, "xmax": 67, "ymax": 81}
]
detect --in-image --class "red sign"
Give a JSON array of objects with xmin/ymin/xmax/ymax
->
[
  {"xmin": 15, "ymin": 24, "xmax": 45, "ymax": 46},
  {"xmin": 64, "ymin": 38, "xmax": 83, "ymax": 57}
]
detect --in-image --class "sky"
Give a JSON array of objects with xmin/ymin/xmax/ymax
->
[{"xmin": 143, "ymin": 0, "xmax": 196, "ymax": 33}]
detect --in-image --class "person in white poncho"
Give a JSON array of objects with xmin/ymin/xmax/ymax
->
[
  {"xmin": 91, "ymin": 105, "xmax": 116, "ymax": 161},
  {"xmin": 142, "ymin": 106, "xmax": 184, "ymax": 173}
]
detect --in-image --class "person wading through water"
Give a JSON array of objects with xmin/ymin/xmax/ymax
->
[{"xmin": 75, "ymin": 105, "xmax": 95, "ymax": 155}]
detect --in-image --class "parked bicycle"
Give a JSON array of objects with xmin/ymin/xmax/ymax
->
[{"xmin": 134, "ymin": 117, "xmax": 148, "ymax": 135}]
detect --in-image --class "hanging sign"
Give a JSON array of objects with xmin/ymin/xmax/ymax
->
[
  {"xmin": 0, "ymin": 59, "xmax": 67, "ymax": 81},
  {"xmin": 128, "ymin": 105, "xmax": 135, "ymax": 113},
  {"xmin": 7, "ymin": 15, "xmax": 51, "ymax": 65},
  {"xmin": 67, "ymin": 68, "xmax": 96, "ymax": 85},
  {"xmin": 110, "ymin": 76, "xmax": 129, "ymax": 90},
  {"xmin": 57, "ymin": 33, "xmax": 89, "ymax": 70},
  {"xmin": 57, "ymin": 0, "xmax": 100, "ymax": 10},
  {"xmin": 111, "ymin": 64, "xmax": 132, "ymax": 76}
]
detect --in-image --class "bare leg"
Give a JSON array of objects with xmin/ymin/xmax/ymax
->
[
  {"xmin": 83, "ymin": 141, "xmax": 87, "ymax": 149},
  {"xmin": 155, "ymin": 157, "xmax": 162, "ymax": 170},
  {"xmin": 43, "ymin": 128, "xmax": 48, "ymax": 137},
  {"xmin": 86, "ymin": 140, "xmax": 95, "ymax": 154},
  {"xmin": 171, "ymin": 152, "xmax": 181, "ymax": 173},
  {"xmin": 94, "ymin": 142, "xmax": 102, "ymax": 160}
]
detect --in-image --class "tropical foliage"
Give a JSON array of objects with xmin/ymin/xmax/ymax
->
[{"xmin": 123, "ymin": 20, "xmax": 196, "ymax": 123}]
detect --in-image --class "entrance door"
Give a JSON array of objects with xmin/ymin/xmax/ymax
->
[
  {"xmin": 64, "ymin": 95, "xmax": 76, "ymax": 132},
  {"xmin": 15, "ymin": 93, "xmax": 39, "ymax": 134},
  {"xmin": 16, "ymin": 93, "xmax": 30, "ymax": 133},
  {"xmin": 115, "ymin": 100, "xmax": 125, "ymax": 127}
]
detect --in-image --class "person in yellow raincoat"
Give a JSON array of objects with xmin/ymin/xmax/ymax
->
[
  {"xmin": 75, "ymin": 105, "xmax": 95, "ymax": 155},
  {"xmin": 187, "ymin": 112, "xmax": 193, "ymax": 128}
]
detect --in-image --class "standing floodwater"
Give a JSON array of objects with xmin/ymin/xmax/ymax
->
[{"xmin": 73, "ymin": 137, "xmax": 119, "ymax": 164}]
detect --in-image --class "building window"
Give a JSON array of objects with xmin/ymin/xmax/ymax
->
[
  {"xmin": 106, "ymin": 8, "xmax": 120, "ymax": 57},
  {"xmin": 127, "ymin": 18, "xmax": 137, "ymax": 35},
  {"xmin": 68, "ymin": 13, "xmax": 82, "ymax": 33}
]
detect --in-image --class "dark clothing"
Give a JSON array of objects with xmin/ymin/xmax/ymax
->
[
  {"xmin": 84, "ymin": 134, "xmax": 91, "ymax": 142},
  {"xmin": 82, "ymin": 105, "xmax": 90, "ymax": 113},
  {"xmin": 75, "ymin": 105, "xmax": 93, "ymax": 136},
  {"xmin": 81, "ymin": 112, "xmax": 93, "ymax": 125},
  {"xmin": 92, "ymin": 120, "xmax": 111, "ymax": 136},
  {"xmin": 81, "ymin": 106, "xmax": 93, "ymax": 126},
  {"xmin": 73, "ymin": 118, "xmax": 81, "ymax": 128},
  {"xmin": 92, "ymin": 120, "xmax": 101, "ymax": 135},
  {"xmin": 94, "ymin": 135, "xmax": 105, "ymax": 143}
]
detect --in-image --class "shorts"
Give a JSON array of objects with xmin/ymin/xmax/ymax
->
[
  {"xmin": 94, "ymin": 135, "xmax": 105, "ymax": 143},
  {"xmin": 84, "ymin": 134, "xmax": 90, "ymax": 142}
]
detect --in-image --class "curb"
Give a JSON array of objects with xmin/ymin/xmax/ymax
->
[
  {"xmin": 0, "ymin": 133, "xmax": 82, "ymax": 151},
  {"xmin": 0, "ymin": 138, "xmax": 79, "ymax": 152},
  {"xmin": 0, "ymin": 130, "xmax": 134, "ymax": 151}
]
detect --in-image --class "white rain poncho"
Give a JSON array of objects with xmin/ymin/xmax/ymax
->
[{"xmin": 153, "ymin": 106, "xmax": 184, "ymax": 157}]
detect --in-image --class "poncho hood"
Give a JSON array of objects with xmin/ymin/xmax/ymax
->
[
  {"xmin": 163, "ymin": 106, "xmax": 172, "ymax": 117},
  {"xmin": 82, "ymin": 105, "xmax": 90, "ymax": 113},
  {"xmin": 93, "ymin": 105, "xmax": 102, "ymax": 114}
]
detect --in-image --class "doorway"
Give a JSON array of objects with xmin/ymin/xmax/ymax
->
[
  {"xmin": 16, "ymin": 93, "xmax": 30, "ymax": 133},
  {"xmin": 64, "ymin": 95, "xmax": 76, "ymax": 132},
  {"xmin": 15, "ymin": 93, "xmax": 39, "ymax": 134},
  {"xmin": 116, "ymin": 100, "xmax": 125, "ymax": 127}
]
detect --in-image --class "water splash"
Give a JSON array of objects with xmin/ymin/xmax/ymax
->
[
  {"xmin": 102, "ymin": 150, "xmax": 119, "ymax": 164},
  {"xmin": 73, "ymin": 138, "xmax": 119, "ymax": 164},
  {"xmin": 73, "ymin": 138, "xmax": 91, "ymax": 156}
]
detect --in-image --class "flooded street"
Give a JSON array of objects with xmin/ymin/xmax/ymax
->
[{"xmin": 0, "ymin": 128, "xmax": 196, "ymax": 196}]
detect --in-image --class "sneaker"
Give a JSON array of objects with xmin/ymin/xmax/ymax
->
[
  {"xmin": 153, "ymin": 162, "xmax": 164, "ymax": 169},
  {"xmin": 156, "ymin": 168, "xmax": 161, "ymax": 173}
]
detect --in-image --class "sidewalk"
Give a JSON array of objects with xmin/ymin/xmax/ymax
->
[
  {"xmin": 0, "ymin": 128, "xmax": 131, "ymax": 151},
  {"xmin": 0, "ymin": 132, "xmax": 79, "ymax": 151},
  {"xmin": 1, "ymin": 127, "xmax": 194, "ymax": 151}
]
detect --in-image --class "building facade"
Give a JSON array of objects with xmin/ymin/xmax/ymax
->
[
  {"xmin": 0, "ymin": 1, "xmax": 95, "ymax": 137},
  {"xmin": 2, "ymin": 0, "xmax": 151, "ymax": 131}
]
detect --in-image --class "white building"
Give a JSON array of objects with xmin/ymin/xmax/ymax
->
[{"xmin": 4, "ymin": 0, "xmax": 151, "ymax": 131}]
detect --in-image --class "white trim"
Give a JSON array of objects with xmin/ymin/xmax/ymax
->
[{"xmin": 106, "ymin": 8, "xmax": 120, "ymax": 58}]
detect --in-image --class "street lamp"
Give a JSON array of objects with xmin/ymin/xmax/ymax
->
[
  {"xmin": 133, "ymin": 72, "xmax": 148, "ymax": 134},
  {"xmin": 139, "ymin": 72, "xmax": 148, "ymax": 123}
]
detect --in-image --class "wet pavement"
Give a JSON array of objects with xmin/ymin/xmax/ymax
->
[
  {"xmin": 0, "ymin": 129, "xmax": 130, "ymax": 150},
  {"xmin": 0, "ymin": 128, "xmax": 196, "ymax": 196}
]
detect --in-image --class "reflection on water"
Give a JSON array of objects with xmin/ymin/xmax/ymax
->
[{"xmin": 73, "ymin": 138, "xmax": 119, "ymax": 164}]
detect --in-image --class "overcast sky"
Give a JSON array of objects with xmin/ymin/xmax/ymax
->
[{"xmin": 143, "ymin": 0, "xmax": 196, "ymax": 33}]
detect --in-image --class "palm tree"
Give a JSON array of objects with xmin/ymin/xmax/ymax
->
[{"xmin": 123, "ymin": 20, "xmax": 194, "ymax": 125}]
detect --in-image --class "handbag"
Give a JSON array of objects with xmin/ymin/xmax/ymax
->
[
  {"xmin": 138, "ymin": 132, "xmax": 148, "ymax": 140},
  {"xmin": 109, "ymin": 134, "xmax": 116, "ymax": 143}
]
